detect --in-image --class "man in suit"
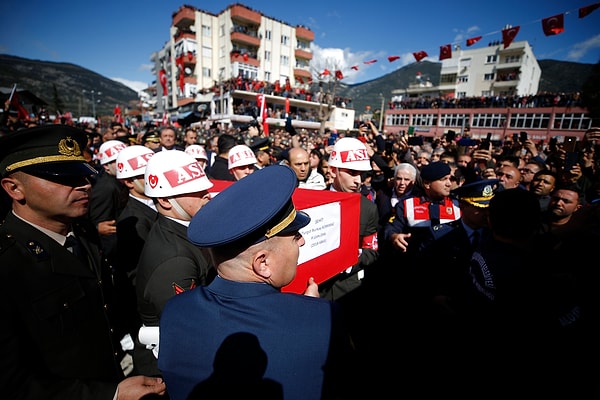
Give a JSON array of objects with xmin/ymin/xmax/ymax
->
[
  {"xmin": 0, "ymin": 125, "xmax": 166, "ymax": 399},
  {"xmin": 158, "ymin": 166, "xmax": 357, "ymax": 400}
]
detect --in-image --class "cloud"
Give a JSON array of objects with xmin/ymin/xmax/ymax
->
[
  {"xmin": 112, "ymin": 77, "xmax": 147, "ymax": 93},
  {"xmin": 567, "ymin": 33, "xmax": 600, "ymax": 61}
]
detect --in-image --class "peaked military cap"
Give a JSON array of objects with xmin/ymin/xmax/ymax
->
[
  {"xmin": 188, "ymin": 165, "xmax": 310, "ymax": 247},
  {"xmin": 0, "ymin": 125, "xmax": 97, "ymax": 177},
  {"xmin": 451, "ymin": 179, "xmax": 500, "ymax": 208}
]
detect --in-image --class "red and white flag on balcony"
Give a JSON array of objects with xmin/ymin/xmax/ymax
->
[
  {"xmin": 412, "ymin": 51, "xmax": 428, "ymax": 62},
  {"xmin": 542, "ymin": 13, "xmax": 564, "ymax": 36},
  {"xmin": 466, "ymin": 36, "xmax": 482, "ymax": 47},
  {"xmin": 159, "ymin": 69, "xmax": 168, "ymax": 96},
  {"xmin": 579, "ymin": 2, "xmax": 600, "ymax": 18},
  {"xmin": 502, "ymin": 26, "xmax": 520, "ymax": 48},
  {"xmin": 439, "ymin": 44, "xmax": 452, "ymax": 61}
]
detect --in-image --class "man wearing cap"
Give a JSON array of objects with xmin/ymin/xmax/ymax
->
[
  {"xmin": 384, "ymin": 161, "xmax": 461, "ymax": 256},
  {"xmin": 142, "ymin": 130, "xmax": 161, "ymax": 152},
  {"xmin": 114, "ymin": 145, "xmax": 157, "ymax": 344},
  {"xmin": 185, "ymin": 143, "xmax": 209, "ymax": 172},
  {"xmin": 158, "ymin": 165, "xmax": 356, "ymax": 400},
  {"xmin": 315, "ymin": 137, "xmax": 379, "ymax": 366},
  {"xmin": 0, "ymin": 125, "xmax": 166, "ymax": 399},
  {"xmin": 134, "ymin": 150, "xmax": 215, "ymax": 379},
  {"xmin": 89, "ymin": 139, "xmax": 129, "ymax": 266},
  {"xmin": 250, "ymin": 137, "xmax": 272, "ymax": 169},
  {"xmin": 228, "ymin": 144, "xmax": 257, "ymax": 181}
]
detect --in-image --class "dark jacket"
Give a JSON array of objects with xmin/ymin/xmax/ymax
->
[{"xmin": 0, "ymin": 212, "xmax": 124, "ymax": 400}]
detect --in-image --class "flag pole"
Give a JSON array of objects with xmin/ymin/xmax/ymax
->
[{"xmin": 8, "ymin": 83, "xmax": 17, "ymax": 103}]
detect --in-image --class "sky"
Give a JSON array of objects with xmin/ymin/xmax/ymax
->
[{"xmin": 1, "ymin": 0, "xmax": 599, "ymax": 93}]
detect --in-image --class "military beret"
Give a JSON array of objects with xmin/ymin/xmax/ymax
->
[
  {"xmin": 420, "ymin": 161, "xmax": 452, "ymax": 182},
  {"xmin": 188, "ymin": 165, "xmax": 310, "ymax": 247},
  {"xmin": 451, "ymin": 178, "xmax": 500, "ymax": 208},
  {"xmin": 0, "ymin": 125, "xmax": 97, "ymax": 177}
]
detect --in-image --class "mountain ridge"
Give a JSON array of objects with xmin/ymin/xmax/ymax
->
[{"xmin": 0, "ymin": 54, "xmax": 594, "ymax": 118}]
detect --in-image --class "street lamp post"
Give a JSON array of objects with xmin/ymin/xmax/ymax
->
[{"xmin": 82, "ymin": 89, "xmax": 101, "ymax": 119}]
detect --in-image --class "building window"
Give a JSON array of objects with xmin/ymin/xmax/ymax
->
[
  {"xmin": 439, "ymin": 113, "xmax": 468, "ymax": 127},
  {"xmin": 486, "ymin": 55, "xmax": 497, "ymax": 63},
  {"xmin": 220, "ymin": 24, "xmax": 225, "ymax": 37},
  {"xmin": 281, "ymin": 35, "xmax": 289, "ymax": 46},
  {"xmin": 505, "ymin": 55, "xmax": 520, "ymax": 63},
  {"xmin": 458, "ymin": 76, "xmax": 468, "ymax": 83},
  {"xmin": 264, "ymin": 50, "xmax": 271, "ymax": 61},
  {"xmin": 265, "ymin": 71, "xmax": 271, "ymax": 82},
  {"xmin": 412, "ymin": 113, "xmax": 438, "ymax": 127},
  {"xmin": 265, "ymin": 30, "xmax": 271, "ymax": 40},
  {"xmin": 280, "ymin": 55, "xmax": 289, "ymax": 66},
  {"xmin": 510, "ymin": 112, "xmax": 551, "ymax": 129},
  {"xmin": 484, "ymin": 73, "xmax": 495, "ymax": 81},
  {"xmin": 202, "ymin": 46, "xmax": 212, "ymax": 58},
  {"xmin": 220, "ymin": 46, "xmax": 225, "ymax": 58},
  {"xmin": 202, "ymin": 25, "xmax": 211, "ymax": 37},
  {"xmin": 472, "ymin": 113, "xmax": 504, "ymax": 128},
  {"xmin": 202, "ymin": 67, "xmax": 211, "ymax": 78}
]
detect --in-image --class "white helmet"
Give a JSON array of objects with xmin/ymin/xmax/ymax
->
[
  {"xmin": 328, "ymin": 137, "xmax": 372, "ymax": 171},
  {"xmin": 116, "ymin": 145, "xmax": 155, "ymax": 179},
  {"xmin": 144, "ymin": 150, "xmax": 213, "ymax": 198},
  {"xmin": 228, "ymin": 144, "xmax": 257, "ymax": 169},
  {"xmin": 185, "ymin": 144, "xmax": 208, "ymax": 161},
  {"xmin": 98, "ymin": 140, "xmax": 128, "ymax": 165}
]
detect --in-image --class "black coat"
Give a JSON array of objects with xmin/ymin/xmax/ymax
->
[{"xmin": 0, "ymin": 212, "xmax": 124, "ymax": 400}]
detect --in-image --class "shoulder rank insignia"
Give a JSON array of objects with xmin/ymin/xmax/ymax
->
[
  {"xmin": 172, "ymin": 279, "xmax": 197, "ymax": 295},
  {"xmin": 26, "ymin": 240, "xmax": 50, "ymax": 260}
]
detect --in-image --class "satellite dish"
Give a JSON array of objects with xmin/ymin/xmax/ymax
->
[{"xmin": 185, "ymin": 67, "xmax": 192, "ymax": 75}]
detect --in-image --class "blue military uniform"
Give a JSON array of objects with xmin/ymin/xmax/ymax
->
[{"xmin": 158, "ymin": 166, "xmax": 356, "ymax": 400}]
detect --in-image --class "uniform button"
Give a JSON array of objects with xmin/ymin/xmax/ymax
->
[
  {"xmin": 103, "ymin": 304, "xmax": 108, "ymax": 311},
  {"xmin": 63, "ymin": 303, "xmax": 69, "ymax": 309}
]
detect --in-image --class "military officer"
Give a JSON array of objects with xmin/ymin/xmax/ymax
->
[{"xmin": 0, "ymin": 125, "xmax": 165, "ymax": 399}]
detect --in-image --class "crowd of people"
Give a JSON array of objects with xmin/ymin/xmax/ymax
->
[{"xmin": 1, "ymin": 107, "xmax": 600, "ymax": 399}]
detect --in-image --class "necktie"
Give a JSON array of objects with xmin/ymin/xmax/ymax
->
[{"xmin": 64, "ymin": 235, "xmax": 86, "ymax": 263}]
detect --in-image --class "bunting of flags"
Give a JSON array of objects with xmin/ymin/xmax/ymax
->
[{"xmin": 319, "ymin": 2, "xmax": 599, "ymax": 80}]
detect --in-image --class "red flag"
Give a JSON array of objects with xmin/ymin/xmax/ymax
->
[
  {"xmin": 335, "ymin": 70, "xmax": 344, "ymax": 80},
  {"xmin": 296, "ymin": 76, "xmax": 304, "ymax": 84},
  {"xmin": 285, "ymin": 98, "xmax": 290, "ymax": 114},
  {"xmin": 363, "ymin": 59, "xmax": 377, "ymax": 64},
  {"xmin": 351, "ymin": 65, "xmax": 359, "ymax": 71},
  {"xmin": 579, "ymin": 2, "xmax": 600, "ymax": 18},
  {"xmin": 542, "ymin": 14, "xmax": 564, "ymax": 36},
  {"xmin": 387, "ymin": 55, "xmax": 400, "ymax": 62},
  {"xmin": 177, "ymin": 56, "xmax": 185, "ymax": 94},
  {"xmin": 9, "ymin": 88, "xmax": 30, "ymax": 121},
  {"xmin": 187, "ymin": 51, "xmax": 194, "ymax": 60},
  {"xmin": 439, "ymin": 44, "xmax": 452, "ymax": 61},
  {"xmin": 502, "ymin": 26, "xmax": 520, "ymax": 49},
  {"xmin": 466, "ymin": 36, "xmax": 482, "ymax": 47},
  {"xmin": 321, "ymin": 69, "xmax": 330, "ymax": 76},
  {"xmin": 412, "ymin": 51, "xmax": 428, "ymax": 62},
  {"xmin": 243, "ymin": 53, "xmax": 249, "ymax": 61},
  {"xmin": 159, "ymin": 69, "xmax": 168, "ymax": 96}
]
